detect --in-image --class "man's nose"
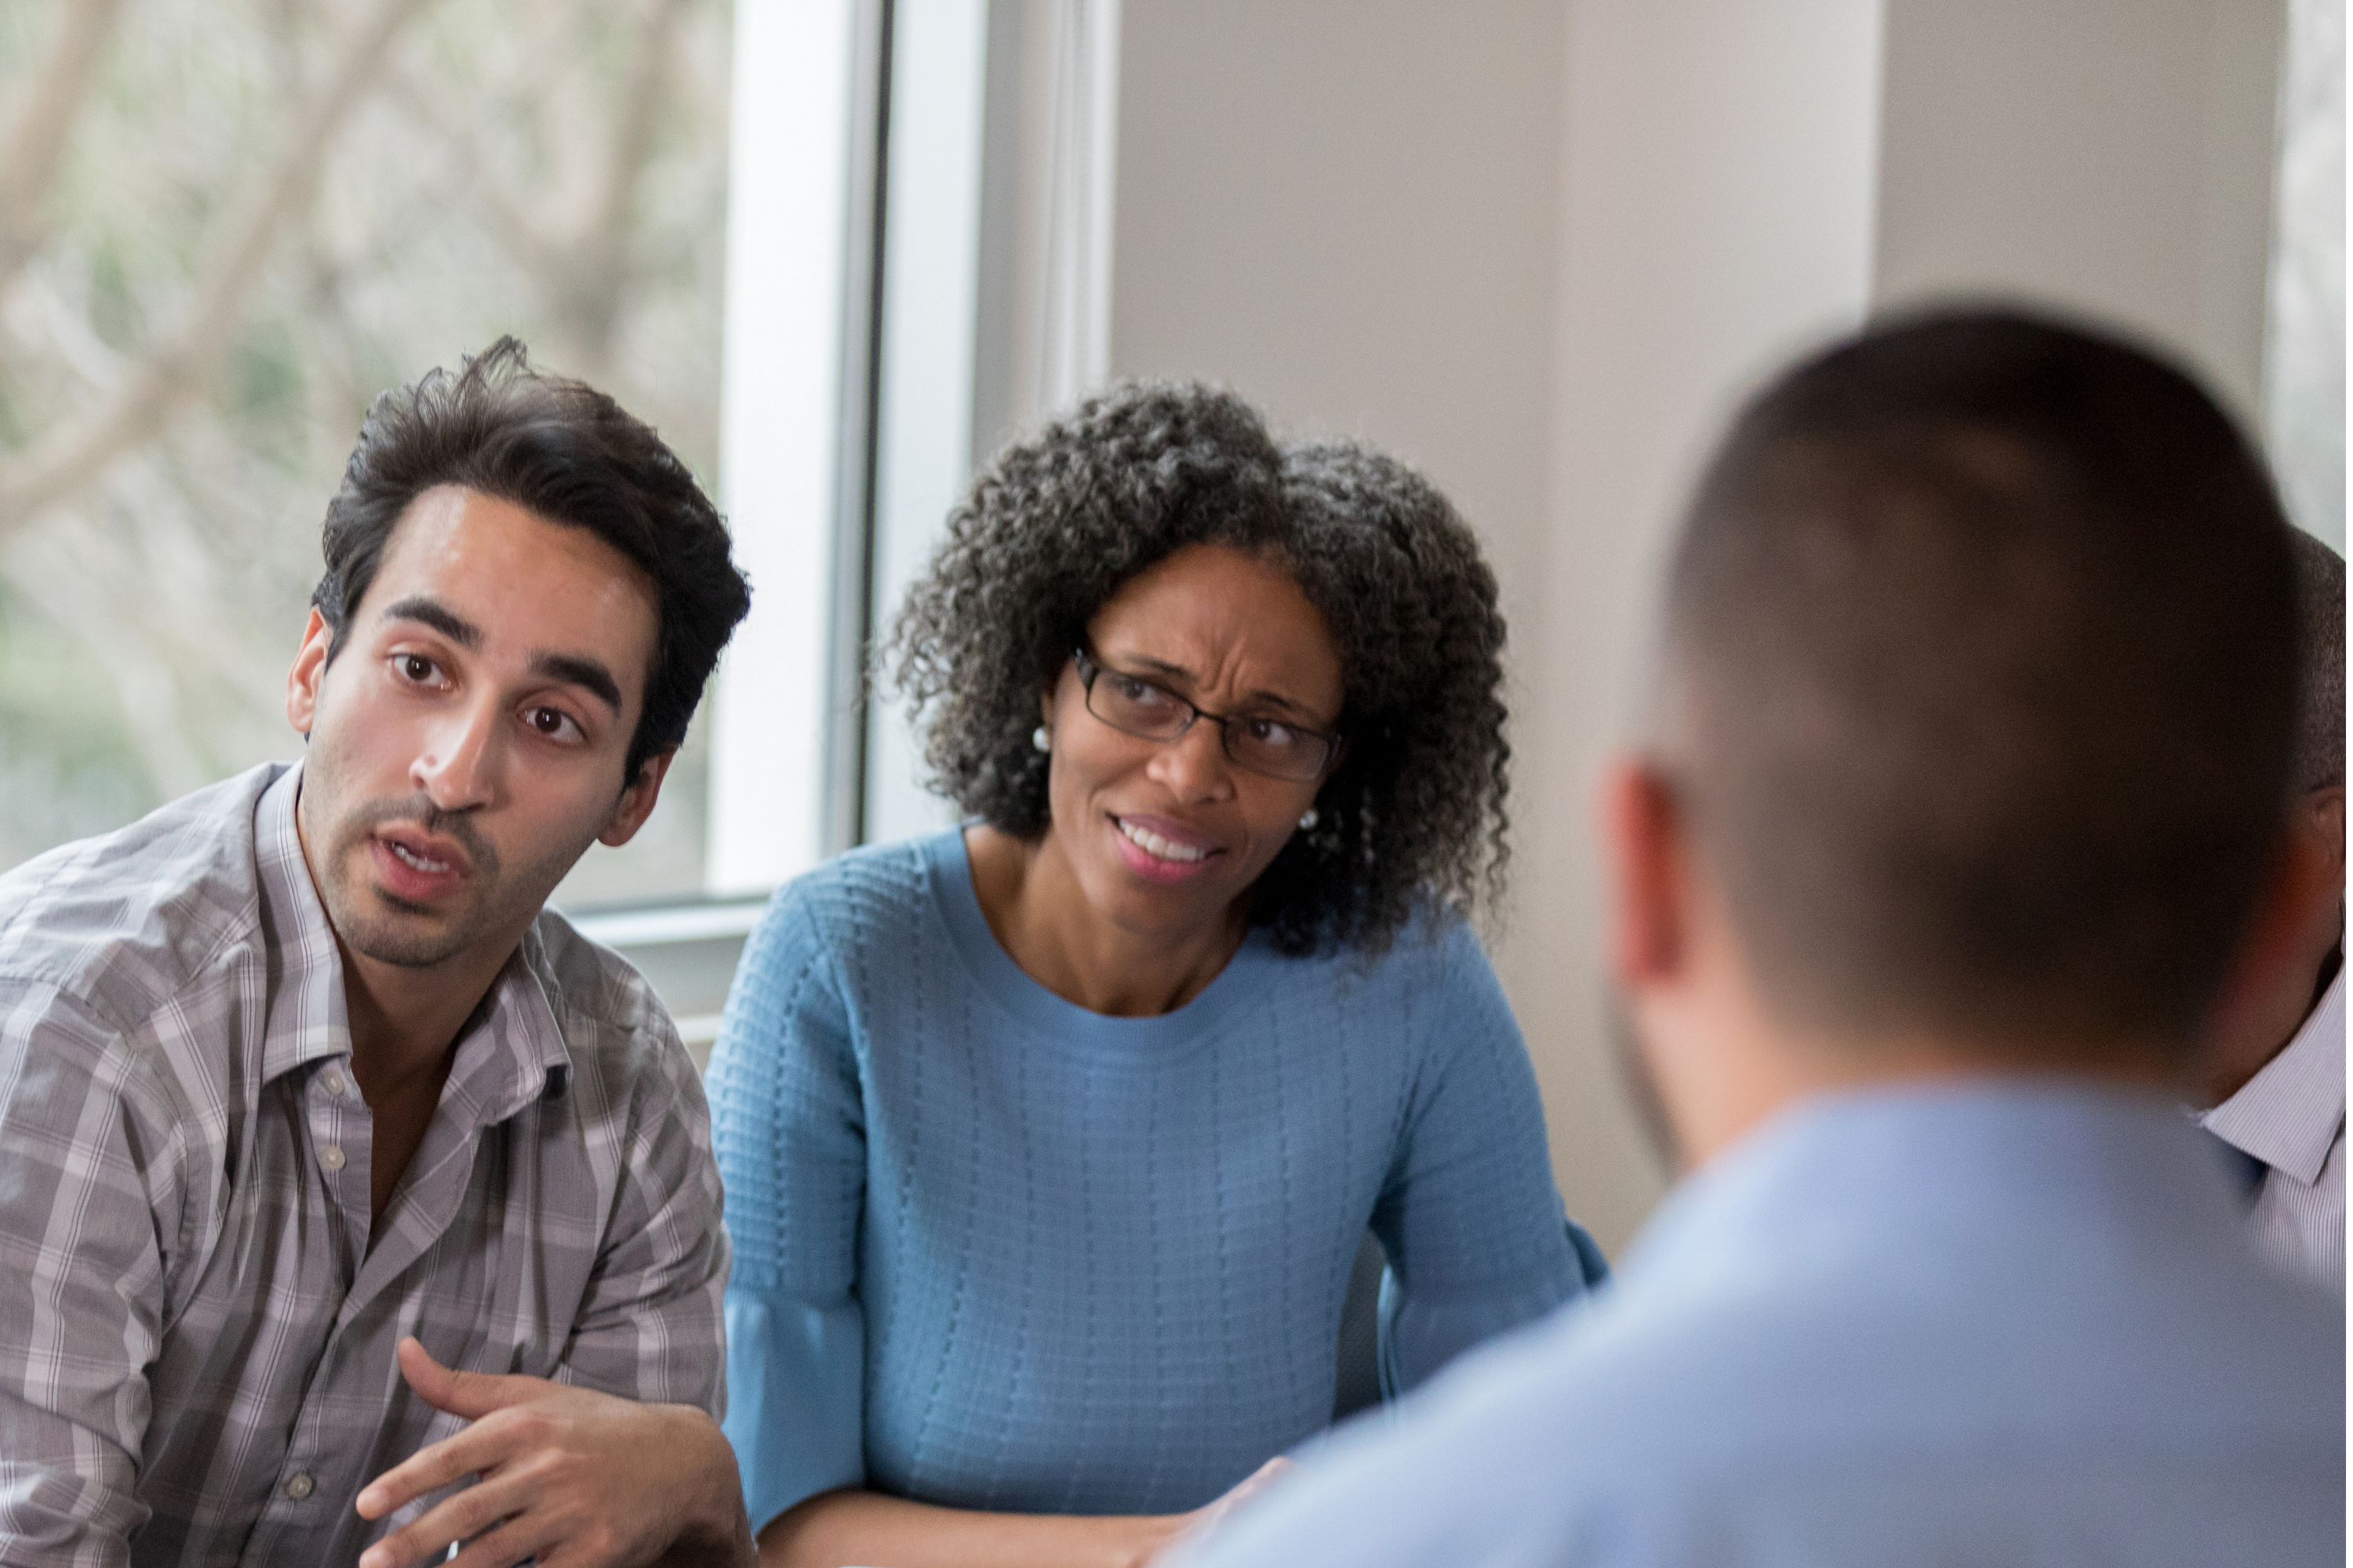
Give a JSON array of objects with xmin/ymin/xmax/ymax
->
[{"xmin": 411, "ymin": 697, "xmax": 501, "ymax": 813}]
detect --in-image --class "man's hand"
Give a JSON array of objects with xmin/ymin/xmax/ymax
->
[{"xmin": 355, "ymin": 1337, "xmax": 751, "ymax": 1568}]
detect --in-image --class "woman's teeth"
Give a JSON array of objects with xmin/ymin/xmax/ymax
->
[
  {"xmin": 390, "ymin": 842, "xmax": 450, "ymax": 873},
  {"xmin": 1118, "ymin": 818, "xmax": 1209, "ymax": 864}
]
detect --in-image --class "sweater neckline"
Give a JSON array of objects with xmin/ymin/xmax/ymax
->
[{"xmin": 921, "ymin": 826, "xmax": 1278, "ymax": 1056}]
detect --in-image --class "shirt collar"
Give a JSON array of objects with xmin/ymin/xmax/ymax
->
[
  {"xmin": 255, "ymin": 762, "xmax": 353, "ymax": 1083},
  {"xmin": 448, "ymin": 932, "xmax": 575, "ymax": 1126},
  {"xmin": 1621, "ymin": 1079, "xmax": 2246, "ymax": 1289},
  {"xmin": 253, "ymin": 762, "xmax": 573, "ymax": 1122},
  {"xmin": 2202, "ymin": 965, "xmax": 2347, "ymax": 1187}
]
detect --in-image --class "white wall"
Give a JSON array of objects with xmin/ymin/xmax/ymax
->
[
  {"xmin": 1875, "ymin": 0, "xmax": 2286, "ymax": 419},
  {"xmin": 1518, "ymin": 0, "xmax": 1886, "ymax": 1249},
  {"xmin": 1108, "ymin": 0, "xmax": 1568, "ymax": 611},
  {"xmin": 1101, "ymin": 0, "xmax": 2301, "ymax": 1255}
]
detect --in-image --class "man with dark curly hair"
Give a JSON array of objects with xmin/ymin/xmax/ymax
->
[
  {"xmin": 1176, "ymin": 309, "xmax": 2341, "ymax": 1567},
  {"xmin": 707, "ymin": 381, "xmax": 1605, "ymax": 1566}
]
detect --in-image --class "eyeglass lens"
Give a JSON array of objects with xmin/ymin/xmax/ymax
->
[{"xmin": 1085, "ymin": 667, "xmax": 1331, "ymax": 780}]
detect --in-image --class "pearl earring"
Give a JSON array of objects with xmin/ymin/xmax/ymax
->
[
  {"xmin": 1031, "ymin": 725, "xmax": 1052, "ymax": 754},
  {"xmin": 1297, "ymin": 807, "xmax": 1318, "ymax": 831}
]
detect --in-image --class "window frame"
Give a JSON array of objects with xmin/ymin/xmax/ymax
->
[{"xmin": 582, "ymin": 0, "xmax": 1126, "ymax": 1039}]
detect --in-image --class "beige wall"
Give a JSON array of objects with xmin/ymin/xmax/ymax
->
[
  {"xmin": 1513, "ymin": 0, "xmax": 1886, "ymax": 1251},
  {"xmin": 1108, "ymin": 0, "xmax": 1569, "ymax": 614},
  {"xmin": 1875, "ymin": 0, "xmax": 2286, "ymax": 419},
  {"xmin": 1104, "ymin": 0, "xmax": 2293, "ymax": 1257}
]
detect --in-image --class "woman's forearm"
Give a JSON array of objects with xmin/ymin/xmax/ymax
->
[{"xmin": 756, "ymin": 1486, "xmax": 1193, "ymax": 1568}]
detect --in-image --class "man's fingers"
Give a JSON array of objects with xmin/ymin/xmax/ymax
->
[
  {"xmin": 396, "ymin": 1337, "xmax": 540, "ymax": 1421},
  {"xmin": 356, "ymin": 1413, "xmax": 522, "ymax": 1523},
  {"xmin": 446, "ymin": 1508, "xmax": 560, "ymax": 1568},
  {"xmin": 358, "ymin": 1464, "xmax": 536, "ymax": 1568},
  {"xmin": 533, "ymin": 1542, "xmax": 624, "ymax": 1568}
]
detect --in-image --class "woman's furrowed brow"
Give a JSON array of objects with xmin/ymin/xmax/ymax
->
[
  {"xmin": 1114, "ymin": 652, "xmax": 1325, "ymax": 721},
  {"xmin": 1242, "ymin": 688, "xmax": 1319, "ymax": 719}
]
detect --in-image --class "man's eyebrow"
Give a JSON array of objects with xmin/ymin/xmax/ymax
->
[
  {"xmin": 380, "ymin": 595, "xmax": 624, "ymax": 716},
  {"xmin": 531, "ymin": 653, "xmax": 624, "ymax": 717},
  {"xmin": 380, "ymin": 596, "xmax": 482, "ymax": 649}
]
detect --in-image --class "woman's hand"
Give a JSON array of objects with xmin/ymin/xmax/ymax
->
[
  {"xmin": 755, "ymin": 1461, "xmax": 1295, "ymax": 1568},
  {"xmin": 1140, "ymin": 1457, "xmax": 1296, "ymax": 1566}
]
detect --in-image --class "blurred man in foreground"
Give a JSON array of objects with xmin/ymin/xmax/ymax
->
[
  {"xmin": 1180, "ymin": 307, "xmax": 2344, "ymax": 1567},
  {"xmin": 2197, "ymin": 528, "xmax": 2344, "ymax": 1290},
  {"xmin": 0, "ymin": 342, "xmax": 757, "ymax": 1567}
]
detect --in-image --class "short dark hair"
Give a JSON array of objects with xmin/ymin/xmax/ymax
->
[
  {"xmin": 314, "ymin": 339, "xmax": 752, "ymax": 780},
  {"xmin": 2288, "ymin": 527, "xmax": 2344, "ymax": 792},
  {"xmin": 1660, "ymin": 304, "xmax": 2299, "ymax": 1056},
  {"xmin": 886, "ymin": 380, "xmax": 1511, "ymax": 956}
]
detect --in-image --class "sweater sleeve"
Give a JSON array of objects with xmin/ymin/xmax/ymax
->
[
  {"xmin": 1369, "ymin": 922, "xmax": 1604, "ymax": 1395},
  {"xmin": 707, "ymin": 887, "xmax": 869, "ymax": 1537}
]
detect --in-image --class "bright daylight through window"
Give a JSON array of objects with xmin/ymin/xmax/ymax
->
[{"xmin": 0, "ymin": 0, "xmax": 848, "ymax": 911}]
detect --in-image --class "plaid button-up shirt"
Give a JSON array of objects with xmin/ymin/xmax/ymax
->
[{"xmin": 0, "ymin": 764, "xmax": 729, "ymax": 1567}]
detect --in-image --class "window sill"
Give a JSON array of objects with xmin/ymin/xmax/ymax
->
[{"xmin": 567, "ymin": 898, "xmax": 767, "ymax": 1071}]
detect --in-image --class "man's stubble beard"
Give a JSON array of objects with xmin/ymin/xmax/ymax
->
[
  {"xmin": 300, "ymin": 755, "xmax": 583, "ymax": 972},
  {"xmin": 336, "ymin": 865, "xmax": 505, "ymax": 969}
]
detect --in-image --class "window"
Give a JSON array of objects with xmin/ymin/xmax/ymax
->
[
  {"xmin": 0, "ymin": 0, "xmax": 1115, "ymax": 1046},
  {"xmin": 601, "ymin": 0, "xmax": 1119, "ymax": 1050},
  {"xmin": 0, "ymin": 0, "xmax": 853, "ymax": 914},
  {"xmin": 2264, "ymin": 0, "xmax": 2345, "ymax": 551}
]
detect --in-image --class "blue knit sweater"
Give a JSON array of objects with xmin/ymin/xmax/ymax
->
[{"xmin": 709, "ymin": 829, "xmax": 1591, "ymax": 1534}]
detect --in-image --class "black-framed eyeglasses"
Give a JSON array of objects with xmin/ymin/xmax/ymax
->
[{"xmin": 1072, "ymin": 646, "xmax": 1344, "ymax": 782}]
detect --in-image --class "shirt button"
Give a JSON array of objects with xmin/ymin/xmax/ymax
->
[
  {"xmin": 282, "ymin": 1472, "xmax": 315, "ymax": 1501},
  {"xmin": 318, "ymin": 1144, "xmax": 347, "ymax": 1173},
  {"xmin": 319, "ymin": 1068, "xmax": 351, "ymax": 1098}
]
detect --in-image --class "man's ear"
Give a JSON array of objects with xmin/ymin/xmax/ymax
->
[
  {"xmin": 1602, "ymin": 757, "xmax": 1691, "ymax": 994},
  {"xmin": 2307, "ymin": 785, "xmax": 2345, "ymax": 887},
  {"xmin": 599, "ymin": 750, "xmax": 675, "ymax": 848},
  {"xmin": 2209, "ymin": 791, "xmax": 2346, "ymax": 1037},
  {"xmin": 2274, "ymin": 785, "xmax": 2347, "ymax": 935},
  {"xmin": 287, "ymin": 608, "xmax": 335, "ymax": 740}
]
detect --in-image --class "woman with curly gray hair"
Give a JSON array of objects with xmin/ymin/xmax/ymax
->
[{"xmin": 707, "ymin": 382, "xmax": 1601, "ymax": 1566}]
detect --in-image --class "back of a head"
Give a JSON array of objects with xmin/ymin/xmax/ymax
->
[{"xmin": 1662, "ymin": 305, "xmax": 2300, "ymax": 1059}]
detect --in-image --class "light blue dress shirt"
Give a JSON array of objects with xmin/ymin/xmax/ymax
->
[{"xmin": 1182, "ymin": 1082, "xmax": 2346, "ymax": 1568}]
